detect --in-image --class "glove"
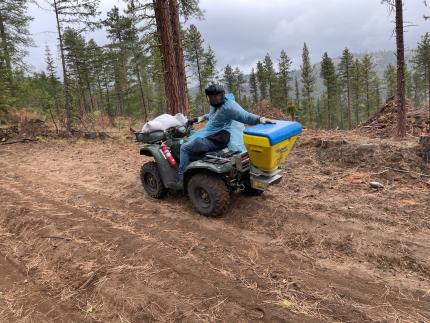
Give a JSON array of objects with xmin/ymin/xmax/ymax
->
[
  {"xmin": 186, "ymin": 117, "xmax": 198, "ymax": 127},
  {"xmin": 260, "ymin": 117, "xmax": 276, "ymax": 124},
  {"xmin": 197, "ymin": 116, "xmax": 205, "ymax": 123}
]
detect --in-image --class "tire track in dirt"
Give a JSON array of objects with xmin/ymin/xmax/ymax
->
[
  {"xmin": 1, "ymin": 141, "xmax": 429, "ymax": 322},
  {"xmin": 0, "ymin": 240, "xmax": 86, "ymax": 322},
  {"xmin": 0, "ymin": 187, "xmax": 308, "ymax": 322}
]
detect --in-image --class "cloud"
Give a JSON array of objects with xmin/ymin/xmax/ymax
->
[
  {"xmin": 189, "ymin": 0, "xmax": 429, "ymax": 73},
  {"xmin": 26, "ymin": 0, "xmax": 429, "ymax": 75}
]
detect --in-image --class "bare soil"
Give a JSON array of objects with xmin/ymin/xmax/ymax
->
[{"xmin": 0, "ymin": 131, "xmax": 429, "ymax": 322}]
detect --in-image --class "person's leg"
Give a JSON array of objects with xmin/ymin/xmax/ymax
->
[
  {"xmin": 178, "ymin": 138, "xmax": 221, "ymax": 181},
  {"xmin": 178, "ymin": 140, "xmax": 194, "ymax": 181}
]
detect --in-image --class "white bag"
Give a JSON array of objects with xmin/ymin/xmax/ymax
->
[{"xmin": 141, "ymin": 113, "xmax": 188, "ymax": 133}]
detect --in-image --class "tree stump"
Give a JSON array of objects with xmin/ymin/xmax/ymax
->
[{"xmin": 419, "ymin": 135, "xmax": 430, "ymax": 163}]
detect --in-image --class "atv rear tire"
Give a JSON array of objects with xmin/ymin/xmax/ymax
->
[
  {"xmin": 187, "ymin": 173, "xmax": 230, "ymax": 217},
  {"xmin": 140, "ymin": 161, "xmax": 167, "ymax": 199}
]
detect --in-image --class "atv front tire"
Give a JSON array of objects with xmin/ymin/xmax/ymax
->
[
  {"xmin": 140, "ymin": 161, "xmax": 167, "ymax": 198},
  {"xmin": 187, "ymin": 173, "xmax": 230, "ymax": 216}
]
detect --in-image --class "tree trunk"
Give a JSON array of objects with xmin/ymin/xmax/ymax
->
[
  {"xmin": 72, "ymin": 54, "xmax": 90, "ymax": 114},
  {"xmin": 96, "ymin": 75, "xmax": 104, "ymax": 111},
  {"xmin": 366, "ymin": 78, "xmax": 370, "ymax": 117},
  {"xmin": 347, "ymin": 72, "xmax": 352, "ymax": 129},
  {"xmin": 53, "ymin": 0, "xmax": 73, "ymax": 133},
  {"xmin": 395, "ymin": 0, "xmax": 406, "ymax": 137},
  {"xmin": 153, "ymin": 0, "xmax": 181, "ymax": 115},
  {"xmin": 169, "ymin": 0, "xmax": 189, "ymax": 114},
  {"xmin": 327, "ymin": 92, "xmax": 331, "ymax": 128},
  {"xmin": 84, "ymin": 75, "xmax": 95, "ymax": 113},
  {"xmin": 0, "ymin": 10, "xmax": 14, "ymax": 95},
  {"xmin": 195, "ymin": 46, "xmax": 203, "ymax": 96},
  {"xmin": 428, "ymin": 67, "xmax": 430, "ymax": 126},
  {"xmin": 355, "ymin": 92, "xmax": 359, "ymax": 126},
  {"xmin": 135, "ymin": 60, "xmax": 148, "ymax": 122}
]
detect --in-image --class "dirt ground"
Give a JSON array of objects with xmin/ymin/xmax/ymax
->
[{"xmin": 0, "ymin": 130, "xmax": 429, "ymax": 322}]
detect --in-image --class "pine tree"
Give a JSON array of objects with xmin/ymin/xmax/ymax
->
[
  {"xmin": 384, "ymin": 64, "xmax": 397, "ymax": 98},
  {"xmin": 295, "ymin": 78, "xmax": 300, "ymax": 117},
  {"xmin": 287, "ymin": 100, "xmax": 296, "ymax": 120},
  {"xmin": 300, "ymin": 43, "xmax": 315, "ymax": 124},
  {"xmin": 234, "ymin": 67, "xmax": 245, "ymax": 101},
  {"xmin": 383, "ymin": 0, "xmax": 407, "ymax": 136},
  {"xmin": 412, "ymin": 32, "xmax": 430, "ymax": 111},
  {"xmin": 86, "ymin": 39, "xmax": 105, "ymax": 112},
  {"xmin": 153, "ymin": 0, "xmax": 182, "ymax": 114},
  {"xmin": 374, "ymin": 75, "xmax": 382, "ymax": 109},
  {"xmin": 405, "ymin": 65, "xmax": 413, "ymax": 101},
  {"xmin": 256, "ymin": 61, "xmax": 267, "ymax": 99},
  {"xmin": 361, "ymin": 54, "xmax": 377, "ymax": 118},
  {"xmin": 263, "ymin": 53, "xmax": 275, "ymax": 103},
  {"xmin": 223, "ymin": 64, "xmax": 235, "ymax": 93},
  {"xmin": 103, "ymin": 6, "xmax": 132, "ymax": 115},
  {"xmin": 278, "ymin": 50, "xmax": 292, "ymax": 110},
  {"xmin": 50, "ymin": 0, "xmax": 100, "ymax": 132},
  {"xmin": 394, "ymin": 0, "xmax": 407, "ymax": 136},
  {"xmin": 45, "ymin": 46, "xmax": 61, "ymax": 107},
  {"xmin": 169, "ymin": 0, "xmax": 189, "ymax": 114},
  {"xmin": 125, "ymin": 3, "xmax": 151, "ymax": 119},
  {"xmin": 201, "ymin": 46, "xmax": 217, "ymax": 84},
  {"xmin": 45, "ymin": 46, "xmax": 58, "ymax": 83},
  {"xmin": 351, "ymin": 58, "xmax": 363, "ymax": 126},
  {"xmin": 320, "ymin": 52, "xmax": 337, "ymax": 128},
  {"xmin": 411, "ymin": 69, "xmax": 425, "ymax": 107},
  {"xmin": 44, "ymin": 46, "xmax": 63, "ymax": 130},
  {"xmin": 249, "ymin": 68, "xmax": 258, "ymax": 104},
  {"xmin": 0, "ymin": 0, "xmax": 33, "ymax": 96},
  {"xmin": 183, "ymin": 24, "xmax": 205, "ymax": 95},
  {"xmin": 338, "ymin": 48, "xmax": 354, "ymax": 129},
  {"xmin": 63, "ymin": 28, "xmax": 94, "ymax": 114}
]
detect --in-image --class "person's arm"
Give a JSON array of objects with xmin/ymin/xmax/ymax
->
[
  {"xmin": 198, "ymin": 114, "xmax": 209, "ymax": 122},
  {"xmin": 225, "ymin": 102, "xmax": 261, "ymax": 125}
]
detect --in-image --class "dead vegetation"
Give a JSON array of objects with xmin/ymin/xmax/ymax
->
[
  {"xmin": 358, "ymin": 96, "xmax": 430, "ymax": 137},
  {"xmin": 250, "ymin": 99, "xmax": 291, "ymax": 120},
  {"xmin": 0, "ymin": 126, "xmax": 429, "ymax": 322}
]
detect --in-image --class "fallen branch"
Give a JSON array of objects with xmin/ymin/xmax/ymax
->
[
  {"xmin": 40, "ymin": 236, "xmax": 72, "ymax": 241},
  {"xmin": 383, "ymin": 166, "xmax": 430, "ymax": 177},
  {"xmin": 0, "ymin": 138, "xmax": 38, "ymax": 145}
]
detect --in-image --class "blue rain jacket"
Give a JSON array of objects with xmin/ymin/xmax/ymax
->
[{"xmin": 189, "ymin": 93, "xmax": 260, "ymax": 152}]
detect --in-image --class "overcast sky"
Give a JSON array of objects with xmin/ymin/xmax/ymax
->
[{"xmin": 27, "ymin": 0, "xmax": 429, "ymax": 75}]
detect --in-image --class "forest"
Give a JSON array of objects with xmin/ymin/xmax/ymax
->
[
  {"xmin": 0, "ymin": 1, "xmax": 430, "ymax": 322},
  {"xmin": 0, "ymin": 0, "xmax": 429, "ymax": 132}
]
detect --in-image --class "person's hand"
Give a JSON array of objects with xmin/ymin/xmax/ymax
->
[
  {"xmin": 186, "ymin": 117, "xmax": 198, "ymax": 127},
  {"xmin": 260, "ymin": 117, "xmax": 276, "ymax": 124}
]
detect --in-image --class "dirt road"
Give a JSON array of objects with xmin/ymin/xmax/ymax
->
[{"xmin": 0, "ymin": 133, "xmax": 429, "ymax": 322}]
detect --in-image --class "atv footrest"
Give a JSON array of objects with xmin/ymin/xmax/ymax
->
[{"xmin": 202, "ymin": 150, "xmax": 241, "ymax": 165}]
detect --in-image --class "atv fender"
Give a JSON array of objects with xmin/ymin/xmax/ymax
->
[
  {"xmin": 140, "ymin": 145, "xmax": 179, "ymax": 188},
  {"xmin": 184, "ymin": 160, "xmax": 232, "ymax": 187}
]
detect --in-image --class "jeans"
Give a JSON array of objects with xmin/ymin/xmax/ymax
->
[{"xmin": 178, "ymin": 137, "xmax": 223, "ymax": 180}]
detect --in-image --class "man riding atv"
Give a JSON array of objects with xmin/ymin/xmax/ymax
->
[
  {"xmin": 137, "ymin": 81, "xmax": 302, "ymax": 216},
  {"xmin": 176, "ymin": 81, "xmax": 275, "ymax": 189}
]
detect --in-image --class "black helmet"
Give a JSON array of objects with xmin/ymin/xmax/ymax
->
[{"xmin": 204, "ymin": 81, "xmax": 225, "ymax": 96}]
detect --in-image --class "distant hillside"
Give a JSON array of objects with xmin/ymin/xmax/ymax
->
[{"xmin": 188, "ymin": 49, "xmax": 416, "ymax": 100}]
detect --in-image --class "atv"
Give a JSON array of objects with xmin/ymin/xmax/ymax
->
[{"xmin": 136, "ymin": 118, "xmax": 300, "ymax": 216}]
